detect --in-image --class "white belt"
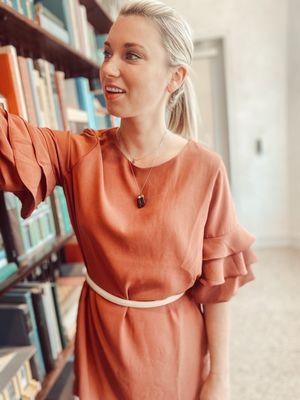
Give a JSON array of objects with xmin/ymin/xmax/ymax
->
[{"xmin": 85, "ymin": 270, "xmax": 185, "ymax": 308}]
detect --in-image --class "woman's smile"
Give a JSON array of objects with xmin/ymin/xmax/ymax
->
[{"xmin": 105, "ymin": 90, "xmax": 126, "ymax": 101}]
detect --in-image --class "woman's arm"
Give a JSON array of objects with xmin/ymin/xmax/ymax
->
[
  {"xmin": 199, "ymin": 302, "xmax": 231, "ymax": 400},
  {"xmin": 203, "ymin": 301, "xmax": 230, "ymax": 375},
  {"xmin": 0, "ymin": 108, "xmax": 98, "ymax": 218}
]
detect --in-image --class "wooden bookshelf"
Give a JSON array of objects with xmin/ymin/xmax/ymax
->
[
  {"xmin": 0, "ymin": 2, "xmax": 100, "ymax": 80},
  {"xmin": 36, "ymin": 336, "xmax": 76, "ymax": 400},
  {"xmin": 80, "ymin": 0, "xmax": 113, "ymax": 34},
  {"xmin": 0, "ymin": 232, "xmax": 74, "ymax": 296}
]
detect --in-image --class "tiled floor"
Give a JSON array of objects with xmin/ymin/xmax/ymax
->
[
  {"xmin": 51, "ymin": 247, "xmax": 300, "ymax": 399},
  {"xmin": 230, "ymin": 247, "xmax": 300, "ymax": 400}
]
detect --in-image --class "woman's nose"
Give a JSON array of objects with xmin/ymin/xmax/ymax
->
[{"xmin": 100, "ymin": 59, "xmax": 120, "ymax": 77}]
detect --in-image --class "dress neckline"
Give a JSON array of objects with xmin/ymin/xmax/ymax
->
[{"xmin": 109, "ymin": 127, "xmax": 192, "ymax": 170}]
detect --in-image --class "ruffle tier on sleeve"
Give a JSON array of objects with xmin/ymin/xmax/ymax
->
[
  {"xmin": 186, "ymin": 154, "xmax": 258, "ymax": 304},
  {"xmin": 187, "ymin": 223, "xmax": 258, "ymax": 304}
]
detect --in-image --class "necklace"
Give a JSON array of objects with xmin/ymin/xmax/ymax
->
[{"xmin": 115, "ymin": 128, "xmax": 168, "ymax": 208}]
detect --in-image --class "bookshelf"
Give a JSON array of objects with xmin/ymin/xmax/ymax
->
[
  {"xmin": 0, "ymin": 232, "xmax": 74, "ymax": 296},
  {"xmin": 0, "ymin": 2, "xmax": 111, "ymax": 81},
  {"xmin": 80, "ymin": 0, "xmax": 112, "ymax": 33},
  {"xmin": 0, "ymin": 1, "xmax": 113, "ymax": 398}
]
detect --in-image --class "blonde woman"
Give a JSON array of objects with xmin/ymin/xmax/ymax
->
[{"xmin": 0, "ymin": 1, "xmax": 258, "ymax": 399}]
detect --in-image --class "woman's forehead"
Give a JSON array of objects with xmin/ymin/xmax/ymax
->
[{"xmin": 108, "ymin": 15, "xmax": 161, "ymax": 50}]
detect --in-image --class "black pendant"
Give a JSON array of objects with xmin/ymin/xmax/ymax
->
[{"xmin": 137, "ymin": 194, "xmax": 146, "ymax": 208}]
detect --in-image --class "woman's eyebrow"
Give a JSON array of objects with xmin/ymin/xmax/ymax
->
[{"xmin": 104, "ymin": 41, "xmax": 147, "ymax": 51}]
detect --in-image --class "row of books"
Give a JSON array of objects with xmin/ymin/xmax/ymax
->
[
  {"xmin": 1, "ymin": 0, "xmax": 108, "ymax": 66},
  {"xmin": 0, "ymin": 42, "xmax": 109, "ymax": 278},
  {"xmin": 1, "ymin": 0, "xmax": 35, "ymax": 18},
  {"xmin": 0, "ymin": 262, "xmax": 86, "ymax": 398},
  {"xmin": 0, "ymin": 44, "xmax": 108, "ymax": 132},
  {"xmin": 0, "ymin": 186, "xmax": 71, "ymax": 268}
]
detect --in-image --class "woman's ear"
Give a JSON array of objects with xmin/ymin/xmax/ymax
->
[{"xmin": 168, "ymin": 65, "xmax": 187, "ymax": 94}]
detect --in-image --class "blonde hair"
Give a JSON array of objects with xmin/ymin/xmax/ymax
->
[{"xmin": 118, "ymin": 0, "xmax": 198, "ymax": 139}]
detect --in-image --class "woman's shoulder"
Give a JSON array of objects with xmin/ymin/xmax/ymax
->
[
  {"xmin": 188, "ymin": 138, "xmax": 223, "ymax": 173},
  {"xmin": 81, "ymin": 126, "xmax": 115, "ymax": 139},
  {"xmin": 76, "ymin": 126, "xmax": 115, "ymax": 146}
]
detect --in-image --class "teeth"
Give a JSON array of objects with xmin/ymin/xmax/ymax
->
[{"xmin": 106, "ymin": 86, "xmax": 125, "ymax": 93}]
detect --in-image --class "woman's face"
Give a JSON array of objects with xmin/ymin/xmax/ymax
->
[{"xmin": 99, "ymin": 15, "xmax": 175, "ymax": 118}]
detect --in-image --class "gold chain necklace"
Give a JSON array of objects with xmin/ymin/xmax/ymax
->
[{"xmin": 115, "ymin": 128, "xmax": 168, "ymax": 208}]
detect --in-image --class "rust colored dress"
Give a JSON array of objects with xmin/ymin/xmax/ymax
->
[{"xmin": 0, "ymin": 109, "xmax": 258, "ymax": 400}]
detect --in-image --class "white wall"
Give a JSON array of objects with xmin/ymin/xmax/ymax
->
[
  {"xmin": 287, "ymin": 0, "xmax": 300, "ymax": 247},
  {"xmin": 163, "ymin": 0, "xmax": 293, "ymax": 247}
]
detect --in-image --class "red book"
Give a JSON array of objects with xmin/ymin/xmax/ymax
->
[{"xmin": 0, "ymin": 45, "xmax": 28, "ymax": 118}]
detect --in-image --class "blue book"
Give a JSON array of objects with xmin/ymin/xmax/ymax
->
[
  {"xmin": 20, "ymin": 0, "xmax": 31, "ymax": 19},
  {"xmin": 75, "ymin": 77, "xmax": 96, "ymax": 129},
  {"xmin": 62, "ymin": 0, "xmax": 77, "ymax": 49},
  {"xmin": 56, "ymin": 187, "xmax": 72, "ymax": 233},
  {"xmin": 0, "ymin": 290, "xmax": 46, "ymax": 380},
  {"xmin": 36, "ymin": 0, "xmax": 67, "ymax": 28},
  {"xmin": 12, "ymin": 0, "xmax": 23, "ymax": 14},
  {"xmin": 38, "ymin": 13, "xmax": 69, "ymax": 44},
  {"xmin": 95, "ymin": 33, "xmax": 107, "ymax": 49},
  {"xmin": 0, "ymin": 303, "xmax": 44, "ymax": 382},
  {"xmin": 0, "ymin": 262, "xmax": 18, "ymax": 284}
]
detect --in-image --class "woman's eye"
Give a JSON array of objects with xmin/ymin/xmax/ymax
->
[
  {"xmin": 126, "ymin": 52, "xmax": 140, "ymax": 60},
  {"xmin": 102, "ymin": 50, "xmax": 140, "ymax": 61}
]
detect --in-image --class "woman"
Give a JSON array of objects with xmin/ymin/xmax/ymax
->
[{"xmin": 0, "ymin": 0, "xmax": 258, "ymax": 399}]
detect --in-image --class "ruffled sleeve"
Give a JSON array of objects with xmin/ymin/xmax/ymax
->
[
  {"xmin": 0, "ymin": 108, "xmax": 98, "ymax": 219},
  {"xmin": 187, "ymin": 158, "xmax": 258, "ymax": 304}
]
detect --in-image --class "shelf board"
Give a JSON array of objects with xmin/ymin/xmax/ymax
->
[
  {"xmin": 0, "ymin": 3, "xmax": 99, "ymax": 80},
  {"xmin": 36, "ymin": 336, "xmax": 75, "ymax": 400},
  {"xmin": 0, "ymin": 232, "xmax": 75, "ymax": 296},
  {"xmin": 79, "ymin": 0, "xmax": 113, "ymax": 34}
]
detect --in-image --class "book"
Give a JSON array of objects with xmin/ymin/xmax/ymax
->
[
  {"xmin": 75, "ymin": 77, "xmax": 97, "ymax": 129},
  {"xmin": 51, "ymin": 282, "xmax": 68, "ymax": 349},
  {"xmin": 0, "ymin": 290, "xmax": 46, "ymax": 380},
  {"xmin": 54, "ymin": 70, "xmax": 69, "ymax": 130},
  {"xmin": 0, "ymin": 192, "xmax": 56, "ymax": 263},
  {"xmin": 34, "ymin": 59, "xmax": 59, "ymax": 129},
  {"xmin": 34, "ymin": 3, "xmax": 70, "ymax": 45},
  {"xmin": 26, "ymin": 58, "xmax": 44, "ymax": 127},
  {"xmin": 0, "ymin": 303, "xmax": 44, "ymax": 382},
  {"xmin": 55, "ymin": 277, "xmax": 83, "ymax": 341},
  {"xmin": 0, "ymin": 263, "xmax": 18, "ymax": 285},
  {"xmin": 15, "ymin": 282, "xmax": 63, "ymax": 360},
  {"xmin": 0, "ymin": 232, "xmax": 18, "ymax": 284},
  {"xmin": 17, "ymin": 56, "xmax": 38, "ymax": 126},
  {"xmin": 0, "ymin": 45, "xmax": 27, "ymax": 119},
  {"xmin": 50, "ymin": 187, "xmax": 72, "ymax": 236},
  {"xmin": 14, "ymin": 287, "xmax": 56, "ymax": 372},
  {"xmin": 47, "ymin": 62, "xmax": 64, "ymax": 130}
]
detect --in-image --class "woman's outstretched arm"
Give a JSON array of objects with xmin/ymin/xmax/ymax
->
[{"xmin": 0, "ymin": 108, "xmax": 98, "ymax": 218}]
